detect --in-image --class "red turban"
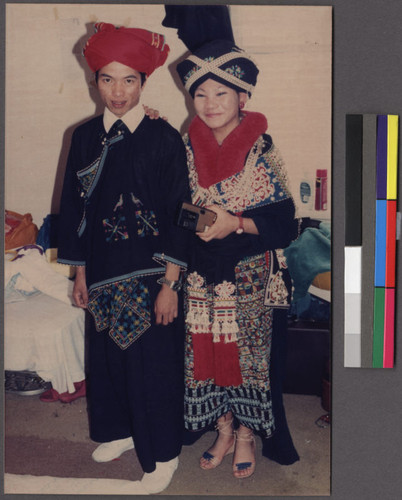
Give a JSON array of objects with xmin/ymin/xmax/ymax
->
[{"xmin": 83, "ymin": 22, "xmax": 170, "ymax": 76}]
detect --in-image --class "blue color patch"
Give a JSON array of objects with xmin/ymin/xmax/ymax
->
[{"xmin": 374, "ymin": 199, "xmax": 387, "ymax": 287}]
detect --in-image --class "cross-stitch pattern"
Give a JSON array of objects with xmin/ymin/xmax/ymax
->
[
  {"xmin": 87, "ymin": 277, "xmax": 151, "ymax": 349},
  {"xmin": 102, "ymin": 214, "xmax": 129, "ymax": 242}
]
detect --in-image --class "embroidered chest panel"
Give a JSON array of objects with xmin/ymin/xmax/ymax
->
[
  {"xmin": 102, "ymin": 193, "xmax": 159, "ymax": 243},
  {"xmin": 184, "ymin": 134, "xmax": 291, "ymax": 213},
  {"xmin": 77, "ymin": 133, "xmax": 124, "ymax": 200}
]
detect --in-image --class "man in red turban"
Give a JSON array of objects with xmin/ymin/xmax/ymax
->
[
  {"xmin": 58, "ymin": 22, "xmax": 191, "ymax": 493},
  {"xmin": 84, "ymin": 22, "xmax": 169, "ymax": 76}
]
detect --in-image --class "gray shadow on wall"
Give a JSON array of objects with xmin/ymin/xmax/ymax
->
[
  {"xmin": 51, "ymin": 23, "xmax": 104, "ymax": 215},
  {"xmin": 166, "ymin": 52, "xmax": 195, "ymax": 137}
]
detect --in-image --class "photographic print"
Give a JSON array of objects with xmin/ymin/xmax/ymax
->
[{"xmin": 4, "ymin": 3, "xmax": 331, "ymax": 496}]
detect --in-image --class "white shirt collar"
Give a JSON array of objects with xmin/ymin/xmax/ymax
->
[{"xmin": 103, "ymin": 105, "xmax": 144, "ymax": 134}]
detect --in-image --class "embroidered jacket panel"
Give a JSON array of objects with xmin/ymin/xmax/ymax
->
[
  {"xmin": 183, "ymin": 132, "xmax": 298, "ymax": 286},
  {"xmin": 58, "ymin": 114, "xmax": 191, "ymax": 290}
]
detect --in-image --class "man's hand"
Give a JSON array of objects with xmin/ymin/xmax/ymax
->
[
  {"xmin": 154, "ymin": 286, "xmax": 178, "ymax": 325},
  {"xmin": 73, "ymin": 266, "xmax": 88, "ymax": 308}
]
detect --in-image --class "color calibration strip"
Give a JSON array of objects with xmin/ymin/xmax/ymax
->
[
  {"xmin": 360, "ymin": 114, "xmax": 377, "ymax": 367},
  {"xmin": 344, "ymin": 115, "xmax": 363, "ymax": 367},
  {"xmin": 345, "ymin": 114, "xmax": 399, "ymax": 368}
]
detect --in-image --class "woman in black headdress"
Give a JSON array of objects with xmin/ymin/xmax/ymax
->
[{"xmin": 176, "ymin": 40, "xmax": 300, "ymax": 478}]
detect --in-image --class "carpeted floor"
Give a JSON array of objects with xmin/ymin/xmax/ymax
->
[{"xmin": 4, "ymin": 391, "xmax": 330, "ymax": 496}]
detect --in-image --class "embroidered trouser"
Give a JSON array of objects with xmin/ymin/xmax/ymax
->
[{"xmin": 184, "ymin": 255, "xmax": 275, "ymax": 436}]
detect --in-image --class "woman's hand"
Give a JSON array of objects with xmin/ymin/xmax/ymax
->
[
  {"xmin": 196, "ymin": 205, "xmax": 238, "ymax": 241},
  {"xmin": 143, "ymin": 104, "xmax": 168, "ymax": 121},
  {"xmin": 154, "ymin": 286, "xmax": 178, "ymax": 325}
]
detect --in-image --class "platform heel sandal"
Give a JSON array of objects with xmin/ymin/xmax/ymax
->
[
  {"xmin": 233, "ymin": 429, "xmax": 256, "ymax": 479},
  {"xmin": 200, "ymin": 416, "xmax": 235, "ymax": 470}
]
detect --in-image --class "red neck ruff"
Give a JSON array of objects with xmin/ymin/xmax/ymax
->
[{"xmin": 188, "ymin": 111, "xmax": 268, "ymax": 188}]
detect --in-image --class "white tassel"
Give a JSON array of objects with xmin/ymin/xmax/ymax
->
[
  {"xmin": 229, "ymin": 331, "xmax": 238, "ymax": 342},
  {"xmin": 212, "ymin": 321, "xmax": 221, "ymax": 334},
  {"xmin": 200, "ymin": 310, "xmax": 210, "ymax": 324},
  {"xmin": 212, "ymin": 321, "xmax": 221, "ymax": 342},
  {"xmin": 185, "ymin": 310, "xmax": 196, "ymax": 325},
  {"xmin": 221, "ymin": 321, "xmax": 238, "ymax": 343},
  {"xmin": 221, "ymin": 321, "xmax": 232, "ymax": 334}
]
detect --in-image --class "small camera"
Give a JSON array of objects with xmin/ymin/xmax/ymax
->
[{"xmin": 175, "ymin": 202, "xmax": 217, "ymax": 232}]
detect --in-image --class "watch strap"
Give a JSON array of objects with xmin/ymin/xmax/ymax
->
[
  {"xmin": 235, "ymin": 215, "xmax": 244, "ymax": 234},
  {"xmin": 157, "ymin": 276, "xmax": 182, "ymax": 291}
]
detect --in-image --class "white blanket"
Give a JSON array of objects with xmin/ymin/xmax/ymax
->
[
  {"xmin": 5, "ymin": 246, "xmax": 74, "ymax": 305},
  {"xmin": 4, "ymin": 246, "xmax": 85, "ymax": 394},
  {"xmin": 5, "ymin": 293, "xmax": 85, "ymax": 393}
]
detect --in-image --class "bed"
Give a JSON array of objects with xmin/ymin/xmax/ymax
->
[{"xmin": 4, "ymin": 245, "xmax": 85, "ymax": 398}]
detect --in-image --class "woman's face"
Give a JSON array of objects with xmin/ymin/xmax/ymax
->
[{"xmin": 193, "ymin": 79, "xmax": 247, "ymax": 143}]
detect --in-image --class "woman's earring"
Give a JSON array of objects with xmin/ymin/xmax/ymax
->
[{"xmin": 239, "ymin": 102, "xmax": 245, "ymax": 110}]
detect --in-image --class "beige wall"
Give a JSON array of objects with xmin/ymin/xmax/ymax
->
[{"xmin": 5, "ymin": 4, "xmax": 332, "ymax": 227}]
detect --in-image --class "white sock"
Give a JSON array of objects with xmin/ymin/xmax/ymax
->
[
  {"xmin": 140, "ymin": 456, "xmax": 179, "ymax": 494},
  {"xmin": 92, "ymin": 437, "xmax": 134, "ymax": 462}
]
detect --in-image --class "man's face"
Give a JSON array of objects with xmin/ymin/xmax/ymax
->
[{"xmin": 97, "ymin": 61, "xmax": 145, "ymax": 117}]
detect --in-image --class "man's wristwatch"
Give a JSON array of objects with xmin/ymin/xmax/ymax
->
[
  {"xmin": 235, "ymin": 215, "xmax": 244, "ymax": 235},
  {"xmin": 157, "ymin": 276, "xmax": 182, "ymax": 291}
]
